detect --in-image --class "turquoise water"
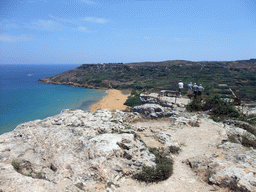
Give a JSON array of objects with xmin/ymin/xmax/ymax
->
[{"xmin": 0, "ymin": 64, "xmax": 106, "ymax": 135}]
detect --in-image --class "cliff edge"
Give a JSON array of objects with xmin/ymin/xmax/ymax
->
[{"xmin": 0, "ymin": 96, "xmax": 256, "ymax": 192}]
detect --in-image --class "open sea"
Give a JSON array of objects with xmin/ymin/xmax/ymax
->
[{"xmin": 0, "ymin": 64, "xmax": 107, "ymax": 135}]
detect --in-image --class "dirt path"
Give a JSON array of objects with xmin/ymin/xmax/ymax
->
[{"xmin": 116, "ymin": 117, "xmax": 226, "ymax": 192}]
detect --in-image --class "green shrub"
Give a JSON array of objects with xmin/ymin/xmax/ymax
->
[
  {"xmin": 11, "ymin": 160, "xmax": 20, "ymax": 170},
  {"xmin": 239, "ymin": 115, "xmax": 256, "ymax": 127},
  {"xmin": 186, "ymin": 95, "xmax": 242, "ymax": 121},
  {"xmin": 241, "ymin": 133, "xmax": 256, "ymax": 149},
  {"xmin": 186, "ymin": 98, "xmax": 204, "ymax": 111},
  {"xmin": 131, "ymin": 89, "xmax": 137, "ymax": 95},
  {"xmin": 227, "ymin": 135, "xmax": 240, "ymax": 144},
  {"xmin": 35, "ymin": 172, "xmax": 43, "ymax": 179},
  {"xmin": 133, "ymin": 148, "xmax": 173, "ymax": 183},
  {"xmin": 124, "ymin": 90, "xmax": 140, "ymax": 107},
  {"xmin": 75, "ymin": 182, "xmax": 84, "ymax": 190},
  {"xmin": 206, "ymin": 95, "xmax": 241, "ymax": 118},
  {"xmin": 169, "ymin": 146, "xmax": 181, "ymax": 154}
]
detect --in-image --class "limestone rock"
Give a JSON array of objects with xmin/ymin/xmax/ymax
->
[
  {"xmin": 0, "ymin": 109, "xmax": 154, "ymax": 192},
  {"xmin": 186, "ymin": 142, "xmax": 256, "ymax": 192},
  {"xmin": 133, "ymin": 104, "xmax": 175, "ymax": 118}
]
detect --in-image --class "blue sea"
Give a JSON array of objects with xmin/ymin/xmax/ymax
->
[{"xmin": 0, "ymin": 64, "xmax": 107, "ymax": 135}]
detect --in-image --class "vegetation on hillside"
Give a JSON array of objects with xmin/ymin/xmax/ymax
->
[
  {"xmin": 43, "ymin": 59, "xmax": 256, "ymax": 101},
  {"xmin": 186, "ymin": 94, "xmax": 256, "ymax": 124}
]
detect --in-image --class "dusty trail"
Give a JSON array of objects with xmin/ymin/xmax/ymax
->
[{"xmin": 116, "ymin": 118, "xmax": 226, "ymax": 192}]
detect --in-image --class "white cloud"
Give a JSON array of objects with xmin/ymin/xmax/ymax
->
[
  {"xmin": 49, "ymin": 15, "xmax": 77, "ymax": 25},
  {"xmin": 0, "ymin": 20, "xmax": 19, "ymax": 30},
  {"xmin": 77, "ymin": 26, "xmax": 91, "ymax": 32},
  {"xmin": 4, "ymin": 23, "xmax": 19, "ymax": 29},
  {"xmin": 50, "ymin": 15, "xmax": 109, "ymax": 25},
  {"xmin": 82, "ymin": 17, "xmax": 109, "ymax": 24},
  {"xmin": 0, "ymin": 34, "xmax": 33, "ymax": 42},
  {"xmin": 30, "ymin": 19, "xmax": 61, "ymax": 30}
]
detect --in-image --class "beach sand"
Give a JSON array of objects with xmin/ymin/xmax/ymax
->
[{"xmin": 90, "ymin": 89, "xmax": 130, "ymax": 112}]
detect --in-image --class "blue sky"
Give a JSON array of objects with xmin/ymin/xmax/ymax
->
[{"xmin": 0, "ymin": 0, "xmax": 255, "ymax": 64}]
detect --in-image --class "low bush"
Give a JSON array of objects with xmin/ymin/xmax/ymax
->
[
  {"xmin": 133, "ymin": 148, "xmax": 173, "ymax": 183},
  {"xmin": 227, "ymin": 135, "xmax": 240, "ymax": 144},
  {"xmin": 241, "ymin": 133, "xmax": 256, "ymax": 149},
  {"xmin": 186, "ymin": 98, "xmax": 204, "ymax": 112},
  {"xmin": 186, "ymin": 95, "xmax": 242, "ymax": 122},
  {"xmin": 11, "ymin": 160, "xmax": 20, "ymax": 170},
  {"xmin": 124, "ymin": 90, "xmax": 140, "ymax": 107},
  {"xmin": 169, "ymin": 146, "xmax": 181, "ymax": 154},
  {"xmin": 206, "ymin": 95, "xmax": 241, "ymax": 118}
]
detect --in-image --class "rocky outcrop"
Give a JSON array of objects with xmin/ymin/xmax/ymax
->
[
  {"xmin": 140, "ymin": 93, "xmax": 190, "ymax": 108},
  {"xmin": 1, "ymin": 93, "xmax": 255, "ymax": 192},
  {"xmin": 133, "ymin": 104, "xmax": 175, "ymax": 118},
  {"xmin": 0, "ymin": 109, "xmax": 155, "ymax": 192},
  {"xmin": 186, "ymin": 132, "xmax": 256, "ymax": 192},
  {"xmin": 134, "ymin": 93, "xmax": 190, "ymax": 118}
]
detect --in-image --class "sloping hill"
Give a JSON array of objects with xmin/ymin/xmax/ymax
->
[{"xmin": 39, "ymin": 59, "xmax": 256, "ymax": 101}]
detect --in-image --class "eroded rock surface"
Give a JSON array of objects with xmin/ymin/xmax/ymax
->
[
  {"xmin": 133, "ymin": 104, "xmax": 174, "ymax": 118},
  {"xmin": 1, "ymin": 96, "xmax": 256, "ymax": 192},
  {"xmin": 0, "ymin": 109, "xmax": 155, "ymax": 192},
  {"xmin": 186, "ymin": 134, "xmax": 256, "ymax": 192}
]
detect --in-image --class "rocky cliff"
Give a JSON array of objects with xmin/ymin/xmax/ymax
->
[{"xmin": 1, "ymin": 96, "xmax": 256, "ymax": 192}]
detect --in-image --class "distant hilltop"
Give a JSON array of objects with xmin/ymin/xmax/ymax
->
[{"xmin": 39, "ymin": 59, "xmax": 256, "ymax": 101}]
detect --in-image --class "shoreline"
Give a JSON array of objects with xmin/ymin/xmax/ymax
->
[
  {"xmin": 90, "ymin": 89, "xmax": 131, "ymax": 112},
  {"xmin": 39, "ymin": 78, "xmax": 98, "ymax": 89}
]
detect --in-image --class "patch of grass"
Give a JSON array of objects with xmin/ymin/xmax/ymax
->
[
  {"xmin": 237, "ymin": 118, "xmax": 256, "ymax": 135},
  {"xmin": 133, "ymin": 148, "xmax": 173, "ymax": 183},
  {"xmin": 111, "ymin": 129, "xmax": 118, "ymax": 134},
  {"xmin": 106, "ymin": 181, "xmax": 120, "ymax": 188},
  {"xmin": 227, "ymin": 135, "xmax": 240, "ymax": 144},
  {"xmin": 112, "ymin": 120, "xmax": 119, "ymax": 124},
  {"xmin": 169, "ymin": 146, "xmax": 181, "ymax": 154},
  {"xmin": 35, "ymin": 172, "xmax": 43, "ymax": 179},
  {"xmin": 75, "ymin": 182, "xmax": 84, "ymax": 190},
  {"xmin": 11, "ymin": 160, "xmax": 20, "ymax": 170},
  {"xmin": 241, "ymin": 133, "xmax": 256, "ymax": 149},
  {"xmin": 125, "ymin": 125, "xmax": 131, "ymax": 129}
]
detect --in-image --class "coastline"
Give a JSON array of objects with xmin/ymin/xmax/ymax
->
[
  {"xmin": 90, "ymin": 89, "xmax": 130, "ymax": 112},
  {"xmin": 39, "ymin": 78, "xmax": 98, "ymax": 89}
]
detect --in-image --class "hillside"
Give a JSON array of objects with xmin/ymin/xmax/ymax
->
[{"xmin": 39, "ymin": 59, "xmax": 256, "ymax": 101}]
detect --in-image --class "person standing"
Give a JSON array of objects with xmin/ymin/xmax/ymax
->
[
  {"xmin": 178, "ymin": 80, "xmax": 184, "ymax": 96},
  {"xmin": 198, "ymin": 84, "xmax": 204, "ymax": 97},
  {"xmin": 187, "ymin": 82, "xmax": 193, "ymax": 99},
  {"xmin": 193, "ymin": 83, "xmax": 198, "ymax": 99},
  {"xmin": 187, "ymin": 82, "xmax": 193, "ymax": 90}
]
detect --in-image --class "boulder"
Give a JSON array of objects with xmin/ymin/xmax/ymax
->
[{"xmin": 133, "ymin": 104, "xmax": 175, "ymax": 118}]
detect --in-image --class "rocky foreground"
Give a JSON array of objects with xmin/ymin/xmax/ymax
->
[{"xmin": 0, "ymin": 95, "xmax": 256, "ymax": 192}]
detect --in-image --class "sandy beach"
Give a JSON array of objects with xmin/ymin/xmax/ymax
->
[{"xmin": 90, "ymin": 89, "xmax": 130, "ymax": 112}]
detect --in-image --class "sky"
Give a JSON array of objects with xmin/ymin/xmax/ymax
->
[{"xmin": 0, "ymin": 0, "xmax": 255, "ymax": 64}]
